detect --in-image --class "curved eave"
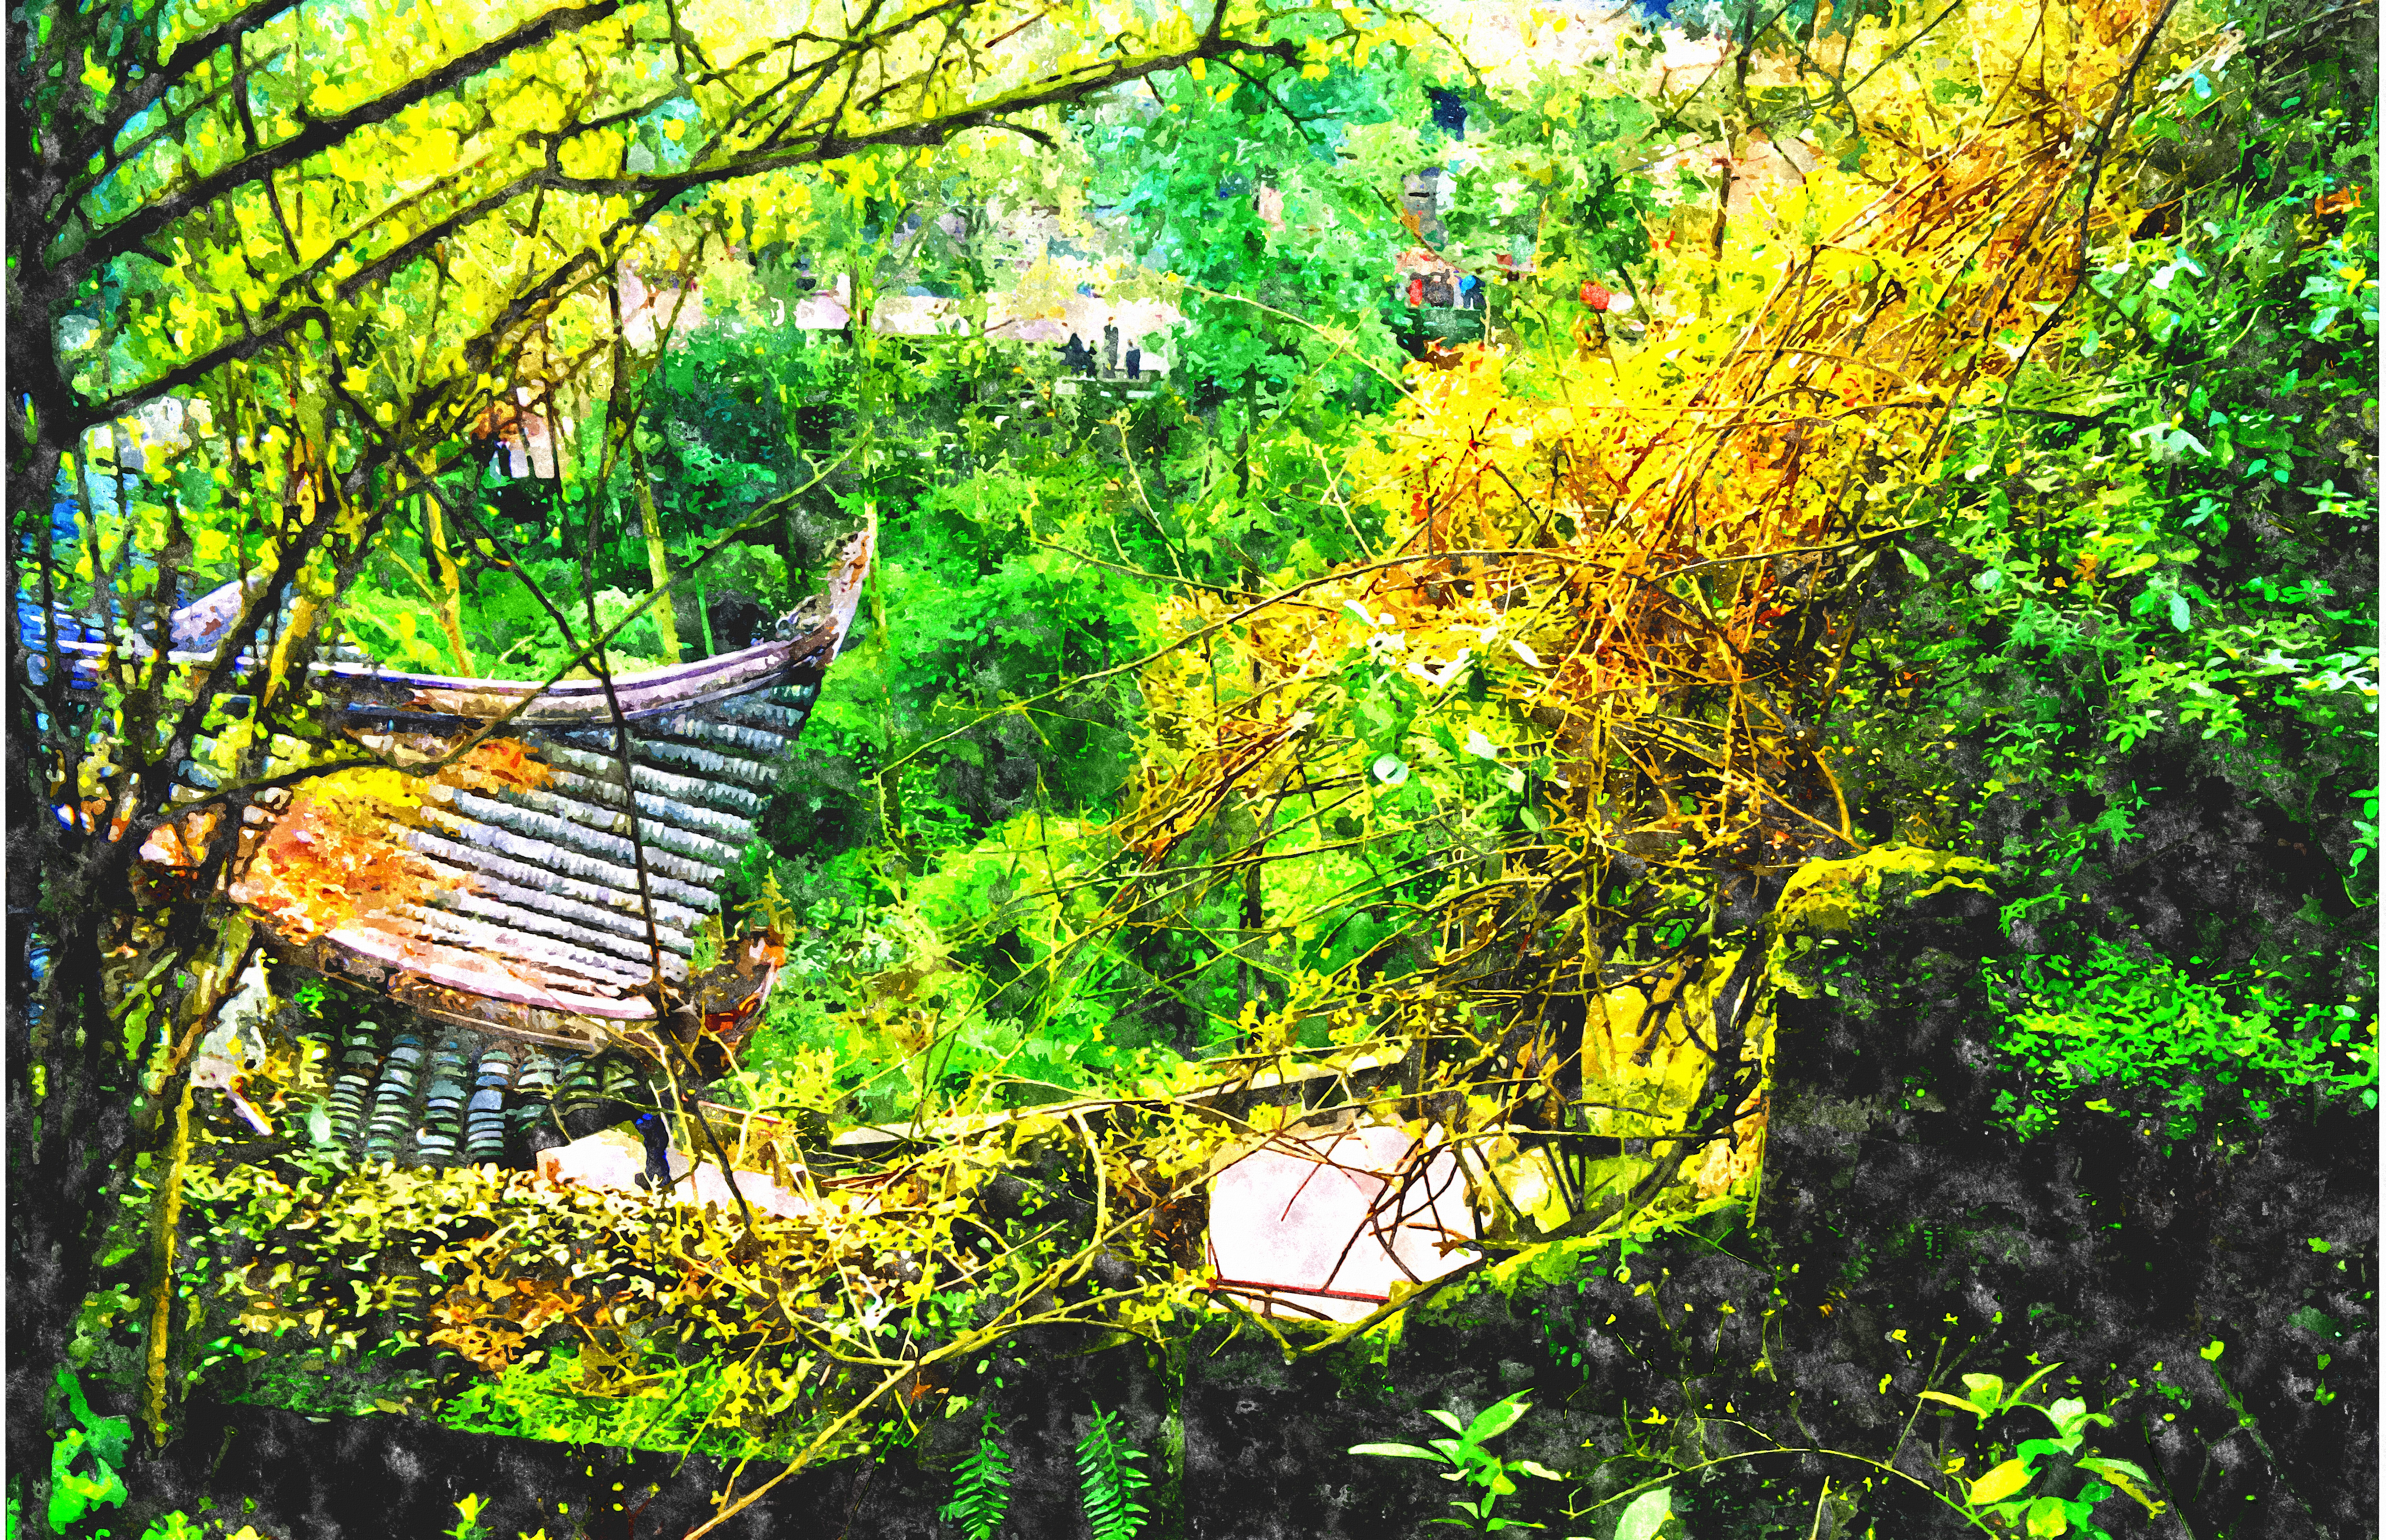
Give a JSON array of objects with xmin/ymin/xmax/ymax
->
[
  {"xmin": 50, "ymin": 528, "xmax": 875, "ymax": 728},
  {"xmin": 212, "ymin": 529, "xmax": 872, "ymax": 1060}
]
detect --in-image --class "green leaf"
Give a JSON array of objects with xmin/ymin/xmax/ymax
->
[
  {"xmin": 1959, "ymin": 1373, "xmax": 2005, "ymax": 1411},
  {"xmin": 1514, "ymin": 1460, "xmax": 1567, "ymax": 1481},
  {"xmin": 1968, "ymin": 1458, "xmax": 2036, "ymax": 1506},
  {"xmin": 2006, "ymin": 1363, "xmax": 2064, "ymax": 1404},
  {"xmin": 1920, "ymin": 1390, "xmax": 1992, "ymax": 1420},
  {"xmin": 941, "ymin": 1422, "xmax": 1015, "ymax": 1540},
  {"xmin": 1899, "ymin": 547, "xmax": 1932, "ymax": 581},
  {"xmin": 1351, "ymin": 1443, "xmax": 1447, "ymax": 1460},
  {"xmin": 50, "ymin": 1429, "xmax": 128, "ymax": 1530},
  {"xmin": 2042, "ymin": 1397, "xmax": 2111, "ymax": 1446},
  {"xmin": 1076, "ymin": 1401, "xmax": 1151, "ymax": 1540},
  {"xmin": 56, "ymin": 1366, "xmax": 130, "ymax": 1468},
  {"xmin": 1614, "ymin": 1486, "xmax": 1673, "ymax": 1540},
  {"xmin": 1465, "ymin": 1394, "xmax": 1532, "ymax": 1445},
  {"xmin": 2078, "ymin": 1457, "xmax": 2165, "ymax": 1513},
  {"xmin": 2024, "ymin": 1495, "xmax": 2071, "ymax": 1536}
]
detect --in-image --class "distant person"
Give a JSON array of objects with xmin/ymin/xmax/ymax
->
[
  {"xmin": 1125, "ymin": 346, "xmax": 1142, "ymax": 380},
  {"xmin": 1061, "ymin": 333, "xmax": 1092, "ymax": 372}
]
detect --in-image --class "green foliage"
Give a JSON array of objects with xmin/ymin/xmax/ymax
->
[
  {"xmin": 1832, "ymin": 6, "xmax": 2378, "ymax": 1068},
  {"xmin": 1075, "ymin": 1400, "xmax": 1153, "ymax": 1540},
  {"xmin": 672, "ymin": 228, "xmax": 1492, "ymax": 1100},
  {"xmin": 431, "ymin": 1331, "xmax": 858, "ymax": 1464},
  {"xmin": 48, "ymin": 1365, "xmax": 130, "ymax": 1534},
  {"xmin": 33, "ymin": 10, "xmax": 2378, "ymax": 1537},
  {"xmin": 1350, "ymin": 1392, "xmax": 1567, "ymax": 1534},
  {"xmin": 1985, "ymin": 936, "xmax": 2379, "ymax": 1140},
  {"xmin": 444, "ymin": 1494, "xmax": 491, "ymax": 1540},
  {"xmin": 1083, "ymin": 50, "xmax": 1426, "ymax": 415},
  {"xmin": 1605, "ymin": 1488, "xmax": 1675, "ymax": 1540},
  {"xmin": 1925, "ymin": 1368, "xmax": 2163, "ymax": 1539},
  {"xmin": 1432, "ymin": 70, "xmax": 1659, "ymax": 317},
  {"xmin": 939, "ymin": 1414, "xmax": 1014, "ymax": 1540}
]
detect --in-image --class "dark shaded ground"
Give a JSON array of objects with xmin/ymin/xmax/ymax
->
[{"xmin": 83, "ymin": 876, "xmax": 2378, "ymax": 1540}]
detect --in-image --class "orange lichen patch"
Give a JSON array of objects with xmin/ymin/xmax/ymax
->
[
  {"xmin": 428, "ymin": 1265, "xmax": 585, "ymax": 1375},
  {"xmin": 229, "ymin": 736, "xmax": 689, "ymax": 1042},
  {"xmin": 229, "ymin": 767, "xmax": 433, "ymax": 946},
  {"xmin": 231, "ymin": 742, "xmax": 557, "ymax": 947},
  {"xmin": 344, "ymin": 731, "xmax": 558, "ymax": 792},
  {"xmin": 439, "ymin": 737, "xmax": 555, "ymax": 796},
  {"xmin": 138, "ymin": 807, "xmax": 225, "ymax": 869}
]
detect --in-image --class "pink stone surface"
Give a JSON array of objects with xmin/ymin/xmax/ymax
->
[
  {"xmin": 1206, "ymin": 1123, "xmax": 1475, "ymax": 1323},
  {"xmin": 536, "ymin": 1125, "xmax": 810, "ymax": 1221},
  {"xmin": 982, "ymin": 316, "xmax": 1071, "ymax": 342},
  {"xmin": 678, "ymin": 1160, "xmax": 809, "ymax": 1221},
  {"xmin": 870, "ymin": 295, "xmax": 964, "ymax": 336},
  {"xmin": 791, "ymin": 274, "xmax": 852, "ymax": 330}
]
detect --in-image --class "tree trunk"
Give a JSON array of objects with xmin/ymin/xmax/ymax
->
[
  {"xmin": 6, "ymin": 318, "xmax": 137, "ymax": 1533},
  {"xmin": 632, "ymin": 441, "xmax": 683, "ymax": 665},
  {"xmin": 421, "ymin": 456, "xmax": 476, "ymax": 675}
]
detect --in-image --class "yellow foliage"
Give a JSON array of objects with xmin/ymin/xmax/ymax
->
[
  {"xmin": 1111, "ymin": 0, "xmax": 2167, "ymax": 1248},
  {"xmin": 1773, "ymin": 846, "xmax": 2001, "ymax": 938},
  {"xmin": 1579, "ymin": 951, "xmax": 1763, "ymax": 1141}
]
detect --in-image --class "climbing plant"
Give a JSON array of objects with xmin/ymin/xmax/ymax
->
[{"xmin": 10, "ymin": 0, "xmax": 2374, "ymax": 1535}]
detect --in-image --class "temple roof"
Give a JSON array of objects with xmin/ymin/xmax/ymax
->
[{"xmin": 110, "ymin": 531, "xmax": 873, "ymax": 1067}]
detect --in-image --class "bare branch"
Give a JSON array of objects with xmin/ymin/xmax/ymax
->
[
  {"xmin": 57, "ymin": 0, "xmax": 304, "ymax": 173},
  {"xmin": 57, "ymin": 0, "xmax": 626, "ymax": 284}
]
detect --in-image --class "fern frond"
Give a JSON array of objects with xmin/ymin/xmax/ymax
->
[
  {"xmin": 940, "ymin": 1420, "xmax": 1014, "ymax": 1540},
  {"xmin": 1076, "ymin": 1400, "xmax": 1153, "ymax": 1540}
]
